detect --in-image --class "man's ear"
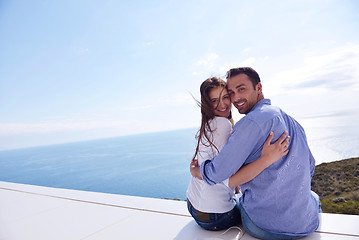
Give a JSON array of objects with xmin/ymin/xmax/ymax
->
[{"xmin": 256, "ymin": 83, "xmax": 263, "ymax": 93}]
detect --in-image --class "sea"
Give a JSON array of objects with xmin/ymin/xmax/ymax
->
[{"xmin": 1, "ymin": 111, "xmax": 358, "ymax": 200}]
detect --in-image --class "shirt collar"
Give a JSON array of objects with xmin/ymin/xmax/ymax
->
[{"xmin": 249, "ymin": 98, "xmax": 271, "ymax": 113}]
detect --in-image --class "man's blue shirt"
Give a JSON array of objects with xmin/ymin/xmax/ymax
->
[{"xmin": 200, "ymin": 99, "xmax": 319, "ymax": 236}]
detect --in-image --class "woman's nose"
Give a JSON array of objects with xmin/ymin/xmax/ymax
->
[{"xmin": 218, "ymin": 99, "xmax": 226, "ymax": 109}]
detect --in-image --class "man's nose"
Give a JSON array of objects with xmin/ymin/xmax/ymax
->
[{"xmin": 231, "ymin": 93, "xmax": 240, "ymax": 103}]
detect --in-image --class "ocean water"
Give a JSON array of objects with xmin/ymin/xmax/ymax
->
[
  {"xmin": 0, "ymin": 129, "xmax": 196, "ymax": 200},
  {"xmin": 1, "ymin": 111, "xmax": 358, "ymax": 200},
  {"xmin": 300, "ymin": 111, "xmax": 359, "ymax": 165}
]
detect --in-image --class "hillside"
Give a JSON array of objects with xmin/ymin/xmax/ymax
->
[{"xmin": 311, "ymin": 157, "xmax": 359, "ymax": 215}]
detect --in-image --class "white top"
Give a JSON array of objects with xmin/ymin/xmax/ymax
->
[{"xmin": 186, "ymin": 117, "xmax": 236, "ymax": 213}]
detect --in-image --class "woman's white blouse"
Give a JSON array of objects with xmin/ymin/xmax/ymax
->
[{"xmin": 186, "ymin": 117, "xmax": 236, "ymax": 213}]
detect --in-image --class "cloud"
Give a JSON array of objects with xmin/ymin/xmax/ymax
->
[
  {"xmin": 218, "ymin": 57, "xmax": 256, "ymax": 76},
  {"xmin": 192, "ymin": 52, "xmax": 220, "ymax": 77},
  {"xmin": 193, "ymin": 52, "xmax": 219, "ymax": 68},
  {"xmin": 142, "ymin": 41, "xmax": 155, "ymax": 47},
  {"xmin": 267, "ymin": 44, "xmax": 359, "ymax": 94},
  {"xmin": 0, "ymin": 119, "xmax": 149, "ymax": 150},
  {"xmin": 243, "ymin": 47, "xmax": 252, "ymax": 52},
  {"xmin": 0, "ymin": 109, "xmax": 198, "ymax": 150},
  {"xmin": 73, "ymin": 46, "xmax": 89, "ymax": 54},
  {"xmin": 239, "ymin": 57, "xmax": 256, "ymax": 67},
  {"xmin": 0, "ymin": 119, "xmax": 131, "ymax": 136},
  {"xmin": 0, "ymin": 90, "xmax": 195, "ymax": 138},
  {"xmin": 124, "ymin": 105, "xmax": 154, "ymax": 111},
  {"xmin": 156, "ymin": 92, "xmax": 194, "ymax": 105},
  {"xmin": 296, "ymin": 72, "xmax": 355, "ymax": 89},
  {"xmin": 192, "ymin": 51, "xmax": 258, "ymax": 78}
]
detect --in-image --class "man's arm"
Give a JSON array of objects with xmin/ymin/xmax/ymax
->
[
  {"xmin": 228, "ymin": 132, "xmax": 289, "ymax": 188},
  {"xmin": 200, "ymin": 118, "xmax": 265, "ymax": 185}
]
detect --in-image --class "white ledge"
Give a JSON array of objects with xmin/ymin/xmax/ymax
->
[{"xmin": 1, "ymin": 181, "xmax": 359, "ymax": 239}]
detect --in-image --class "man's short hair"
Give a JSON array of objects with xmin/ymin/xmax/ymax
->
[{"xmin": 226, "ymin": 67, "xmax": 261, "ymax": 88}]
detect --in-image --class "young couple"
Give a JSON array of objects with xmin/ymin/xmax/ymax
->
[{"xmin": 187, "ymin": 67, "xmax": 321, "ymax": 239}]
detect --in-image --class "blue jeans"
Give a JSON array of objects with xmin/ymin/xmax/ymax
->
[
  {"xmin": 239, "ymin": 191, "xmax": 322, "ymax": 239},
  {"xmin": 187, "ymin": 199, "xmax": 241, "ymax": 231},
  {"xmin": 311, "ymin": 191, "xmax": 323, "ymax": 213}
]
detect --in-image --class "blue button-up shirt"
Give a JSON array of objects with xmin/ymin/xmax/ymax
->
[{"xmin": 200, "ymin": 99, "xmax": 319, "ymax": 236}]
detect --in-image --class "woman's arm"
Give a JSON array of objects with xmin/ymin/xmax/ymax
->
[{"xmin": 228, "ymin": 131, "xmax": 289, "ymax": 188}]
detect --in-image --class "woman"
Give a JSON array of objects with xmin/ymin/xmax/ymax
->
[{"xmin": 186, "ymin": 77, "xmax": 289, "ymax": 231}]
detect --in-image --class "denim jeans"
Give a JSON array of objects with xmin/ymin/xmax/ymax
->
[
  {"xmin": 311, "ymin": 191, "xmax": 323, "ymax": 213},
  {"xmin": 239, "ymin": 191, "xmax": 322, "ymax": 239},
  {"xmin": 187, "ymin": 199, "xmax": 241, "ymax": 231}
]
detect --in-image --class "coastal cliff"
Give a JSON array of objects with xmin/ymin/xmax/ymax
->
[{"xmin": 311, "ymin": 157, "xmax": 359, "ymax": 215}]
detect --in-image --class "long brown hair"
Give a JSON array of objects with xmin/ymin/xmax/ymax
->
[{"xmin": 193, "ymin": 77, "xmax": 233, "ymax": 161}]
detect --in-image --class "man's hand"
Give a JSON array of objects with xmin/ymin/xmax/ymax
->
[{"xmin": 190, "ymin": 158, "xmax": 203, "ymax": 180}]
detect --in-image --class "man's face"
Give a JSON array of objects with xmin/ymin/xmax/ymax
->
[{"xmin": 227, "ymin": 73, "xmax": 262, "ymax": 114}]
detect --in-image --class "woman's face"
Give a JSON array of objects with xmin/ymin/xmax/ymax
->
[{"xmin": 208, "ymin": 86, "xmax": 231, "ymax": 118}]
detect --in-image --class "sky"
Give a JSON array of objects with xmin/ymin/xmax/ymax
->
[{"xmin": 1, "ymin": 0, "xmax": 359, "ymax": 150}]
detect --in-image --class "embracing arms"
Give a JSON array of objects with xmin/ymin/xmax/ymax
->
[
  {"xmin": 227, "ymin": 131, "xmax": 289, "ymax": 188},
  {"xmin": 190, "ymin": 131, "xmax": 290, "ymax": 188}
]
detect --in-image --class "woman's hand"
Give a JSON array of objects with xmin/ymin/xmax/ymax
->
[
  {"xmin": 190, "ymin": 158, "xmax": 203, "ymax": 180},
  {"xmin": 261, "ymin": 131, "xmax": 290, "ymax": 167},
  {"xmin": 228, "ymin": 131, "xmax": 290, "ymax": 188}
]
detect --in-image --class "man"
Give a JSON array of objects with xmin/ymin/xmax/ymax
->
[{"xmin": 191, "ymin": 67, "xmax": 320, "ymax": 239}]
